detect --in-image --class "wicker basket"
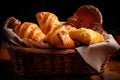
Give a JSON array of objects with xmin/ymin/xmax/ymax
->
[{"xmin": 3, "ymin": 42, "xmax": 98, "ymax": 77}]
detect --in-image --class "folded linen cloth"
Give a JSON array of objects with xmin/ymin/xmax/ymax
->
[{"xmin": 76, "ymin": 34, "xmax": 120, "ymax": 72}]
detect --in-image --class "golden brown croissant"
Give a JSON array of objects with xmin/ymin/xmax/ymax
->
[
  {"xmin": 12, "ymin": 20, "xmax": 50, "ymax": 48},
  {"xmin": 45, "ymin": 25, "xmax": 76, "ymax": 49},
  {"xmin": 36, "ymin": 12, "xmax": 62, "ymax": 35},
  {"xmin": 62, "ymin": 24, "xmax": 77, "ymax": 33},
  {"xmin": 69, "ymin": 27, "xmax": 104, "ymax": 45}
]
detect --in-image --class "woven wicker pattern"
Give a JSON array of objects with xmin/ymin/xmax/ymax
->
[{"xmin": 4, "ymin": 42, "xmax": 98, "ymax": 77}]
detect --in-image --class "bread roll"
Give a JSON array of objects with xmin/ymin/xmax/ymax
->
[
  {"xmin": 45, "ymin": 25, "xmax": 76, "ymax": 49},
  {"xmin": 36, "ymin": 12, "xmax": 62, "ymax": 35},
  {"xmin": 69, "ymin": 27, "xmax": 104, "ymax": 45}
]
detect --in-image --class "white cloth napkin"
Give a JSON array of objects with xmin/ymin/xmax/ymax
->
[{"xmin": 76, "ymin": 34, "xmax": 120, "ymax": 72}]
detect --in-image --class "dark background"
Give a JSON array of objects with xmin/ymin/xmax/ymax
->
[
  {"xmin": 0, "ymin": 0, "xmax": 119, "ymax": 44},
  {"xmin": 0, "ymin": 1, "xmax": 120, "ymax": 79}
]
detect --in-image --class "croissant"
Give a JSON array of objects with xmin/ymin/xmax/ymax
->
[
  {"xmin": 62, "ymin": 24, "xmax": 77, "ymax": 33},
  {"xmin": 12, "ymin": 20, "xmax": 50, "ymax": 48},
  {"xmin": 45, "ymin": 25, "xmax": 76, "ymax": 49},
  {"xmin": 69, "ymin": 27, "xmax": 104, "ymax": 45},
  {"xmin": 36, "ymin": 12, "xmax": 62, "ymax": 35}
]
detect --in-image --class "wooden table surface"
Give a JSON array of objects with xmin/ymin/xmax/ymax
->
[
  {"xmin": 1, "ymin": 44, "xmax": 120, "ymax": 80},
  {"xmin": 102, "ymin": 51, "xmax": 120, "ymax": 80}
]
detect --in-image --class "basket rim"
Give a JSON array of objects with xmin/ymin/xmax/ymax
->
[{"xmin": 3, "ymin": 42, "xmax": 77, "ymax": 54}]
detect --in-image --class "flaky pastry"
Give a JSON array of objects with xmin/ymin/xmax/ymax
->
[
  {"xmin": 45, "ymin": 25, "xmax": 77, "ymax": 49},
  {"xmin": 69, "ymin": 27, "xmax": 104, "ymax": 45},
  {"xmin": 36, "ymin": 12, "xmax": 62, "ymax": 35},
  {"xmin": 12, "ymin": 21, "xmax": 50, "ymax": 48}
]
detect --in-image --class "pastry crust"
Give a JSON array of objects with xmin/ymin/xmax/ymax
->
[
  {"xmin": 13, "ymin": 21, "xmax": 50, "ymax": 48},
  {"xmin": 69, "ymin": 27, "xmax": 104, "ymax": 45},
  {"xmin": 36, "ymin": 12, "xmax": 62, "ymax": 35},
  {"xmin": 45, "ymin": 25, "xmax": 76, "ymax": 49},
  {"xmin": 18, "ymin": 22, "xmax": 38, "ymax": 39}
]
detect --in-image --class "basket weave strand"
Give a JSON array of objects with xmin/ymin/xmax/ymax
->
[{"xmin": 3, "ymin": 42, "xmax": 98, "ymax": 77}]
